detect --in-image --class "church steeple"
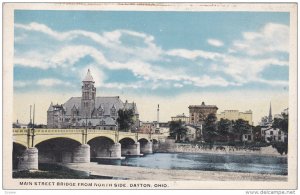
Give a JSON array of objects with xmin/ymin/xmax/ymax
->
[
  {"xmin": 81, "ymin": 69, "xmax": 96, "ymax": 118},
  {"xmin": 268, "ymin": 102, "xmax": 272, "ymax": 123}
]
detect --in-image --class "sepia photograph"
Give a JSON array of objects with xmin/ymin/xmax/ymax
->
[{"xmin": 2, "ymin": 2, "xmax": 297, "ymax": 190}]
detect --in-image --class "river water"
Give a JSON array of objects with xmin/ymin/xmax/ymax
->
[{"xmin": 95, "ymin": 153, "xmax": 287, "ymax": 175}]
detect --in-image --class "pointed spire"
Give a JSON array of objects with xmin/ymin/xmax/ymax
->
[
  {"xmin": 83, "ymin": 69, "xmax": 94, "ymax": 82},
  {"xmin": 268, "ymin": 102, "xmax": 272, "ymax": 122},
  {"xmin": 47, "ymin": 102, "xmax": 54, "ymax": 111}
]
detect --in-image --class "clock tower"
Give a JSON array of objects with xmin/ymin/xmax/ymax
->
[{"xmin": 81, "ymin": 69, "xmax": 96, "ymax": 118}]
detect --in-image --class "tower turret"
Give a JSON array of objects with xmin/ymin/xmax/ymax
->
[{"xmin": 81, "ymin": 69, "xmax": 96, "ymax": 118}]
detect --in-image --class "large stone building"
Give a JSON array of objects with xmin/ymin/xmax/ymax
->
[
  {"xmin": 171, "ymin": 113, "xmax": 190, "ymax": 123},
  {"xmin": 189, "ymin": 102, "xmax": 218, "ymax": 126},
  {"xmin": 47, "ymin": 70, "xmax": 139, "ymax": 130},
  {"xmin": 217, "ymin": 110, "xmax": 253, "ymax": 125}
]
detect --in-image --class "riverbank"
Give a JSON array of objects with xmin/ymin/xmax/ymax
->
[
  {"xmin": 63, "ymin": 162, "xmax": 287, "ymax": 181},
  {"xmin": 158, "ymin": 141, "xmax": 286, "ymax": 157}
]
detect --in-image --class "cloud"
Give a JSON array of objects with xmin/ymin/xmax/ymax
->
[
  {"xmin": 103, "ymin": 82, "xmax": 143, "ymax": 89},
  {"xmin": 232, "ymin": 23, "xmax": 289, "ymax": 56},
  {"xmin": 207, "ymin": 39, "xmax": 224, "ymax": 47},
  {"xmin": 14, "ymin": 22, "xmax": 289, "ymax": 91},
  {"xmin": 14, "ymin": 81, "xmax": 31, "ymax": 88},
  {"xmin": 166, "ymin": 49, "xmax": 224, "ymax": 60},
  {"xmin": 37, "ymin": 78, "xmax": 72, "ymax": 87}
]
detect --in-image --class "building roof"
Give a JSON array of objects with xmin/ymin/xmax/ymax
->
[
  {"xmin": 62, "ymin": 96, "xmax": 137, "ymax": 116},
  {"xmin": 78, "ymin": 116, "xmax": 116, "ymax": 126},
  {"xmin": 172, "ymin": 113, "xmax": 189, "ymax": 118},
  {"xmin": 47, "ymin": 102, "xmax": 54, "ymax": 112},
  {"xmin": 189, "ymin": 102, "xmax": 218, "ymax": 109},
  {"xmin": 82, "ymin": 69, "xmax": 94, "ymax": 82}
]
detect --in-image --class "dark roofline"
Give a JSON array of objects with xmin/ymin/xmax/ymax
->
[{"xmin": 189, "ymin": 105, "xmax": 218, "ymax": 108}]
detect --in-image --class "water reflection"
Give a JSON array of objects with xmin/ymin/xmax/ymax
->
[{"xmin": 95, "ymin": 153, "xmax": 287, "ymax": 175}]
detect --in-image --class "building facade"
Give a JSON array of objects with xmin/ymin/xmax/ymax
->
[
  {"xmin": 189, "ymin": 102, "xmax": 218, "ymax": 126},
  {"xmin": 217, "ymin": 110, "xmax": 253, "ymax": 125},
  {"xmin": 139, "ymin": 121, "xmax": 156, "ymax": 134},
  {"xmin": 171, "ymin": 113, "xmax": 190, "ymax": 123},
  {"xmin": 47, "ymin": 70, "xmax": 139, "ymax": 130},
  {"xmin": 261, "ymin": 127, "xmax": 287, "ymax": 143}
]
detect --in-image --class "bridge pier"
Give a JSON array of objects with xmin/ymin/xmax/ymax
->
[
  {"xmin": 93, "ymin": 143, "xmax": 122, "ymax": 159},
  {"xmin": 153, "ymin": 143, "xmax": 159, "ymax": 152},
  {"xmin": 140, "ymin": 141, "xmax": 153, "ymax": 154},
  {"xmin": 121, "ymin": 142, "xmax": 141, "ymax": 156},
  {"xmin": 109, "ymin": 143, "xmax": 122, "ymax": 159},
  {"xmin": 18, "ymin": 147, "xmax": 38, "ymax": 171},
  {"xmin": 73, "ymin": 144, "xmax": 90, "ymax": 163}
]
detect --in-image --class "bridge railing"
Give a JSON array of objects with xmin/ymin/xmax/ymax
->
[{"xmin": 13, "ymin": 128, "xmax": 161, "ymax": 137}]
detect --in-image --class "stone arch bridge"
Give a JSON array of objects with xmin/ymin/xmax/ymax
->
[{"xmin": 13, "ymin": 128, "xmax": 162, "ymax": 171}]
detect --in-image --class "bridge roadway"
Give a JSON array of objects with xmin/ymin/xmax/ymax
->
[{"xmin": 12, "ymin": 128, "xmax": 162, "ymax": 171}]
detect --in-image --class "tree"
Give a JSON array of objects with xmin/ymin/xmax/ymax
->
[
  {"xmin": 169, "ymin": 120, "xmax": 187, "ymax": 142},
  {"xmin": 217, "ymin": 118, "xmax": 233, "ymax": 141},
  {"xmin": 272, "ymin": 113, "xmax": 288, "ymax": 155},
  {"xmin": 252, "ymin": 125, "xmax": 262, "ymax": 142},
  {"xmin": 232, "ymin": 119, "xmax": 252, "ymax": 141},
  {"xmin": 202, "ymin": 113, "xmax": 218, "ymax": 145},
  {"xmin": 272, "ymin": 113, "xmax": 288, "ymax": 133},
  {"xmin": 117, "ymin": 109, "xmax": 134, "ymax": 132}
]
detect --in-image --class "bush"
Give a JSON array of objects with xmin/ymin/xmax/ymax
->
[{"xmin": 272, "ymin": 142, "xmax": 288, "ymax": 155}]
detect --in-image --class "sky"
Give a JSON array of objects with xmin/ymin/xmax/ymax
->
[{"xmin": 13, "ymin": 10, "xmax": 290, "ymax": 125}]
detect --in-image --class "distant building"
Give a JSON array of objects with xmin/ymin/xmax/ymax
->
[
  {"xmin": 261, "ymin": 127, "xmax": 287, "ymax": 143},
  {"xmin": 12, "ymin": 120, "xmax": 28, "ymax": 129},
  {"xmin": 189, "ymin": 102, "xmax": 218, "ymax": 126},
  {"xmin": 217, "ymin": 110, "xmax": 253, "ymax": 125},
  {"xmin": 158, "ymin": 122, "xmax": 170, "ymax": 138},
  {"xmin": 171, "ymin": 113, "xmax": 189, "ymax": 123},
  {"xmin": 241, "ymin": 133, "xmax": 254, "ymax": 142},
  {"xmin": 259, "ymin": 102, "xmax": 273, "ymax": 127},
  {"xmin": 139, "ymin": 121, "xmax": 156, "ymax": 134},
  {"xmin": 47, "ymin": 70, "xmax": 139, "ymax": 130}
]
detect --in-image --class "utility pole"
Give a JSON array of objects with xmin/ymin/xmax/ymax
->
[
  {"xmin": 31, "ymin": 104, "xmax": 35, "ymax": 148},
  {"xmin": 27, "ymin": 105, "xmax": 32, "ymax": 148},
  {"xmin": 85, "ymin": 113, "xmax": 88, "ymax": 144}
]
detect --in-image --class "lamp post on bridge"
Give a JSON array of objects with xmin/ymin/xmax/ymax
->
[
  {"xmin": 82, "ymin": 113, "xmax": 88, "ymax": 144},
  {"xmin": 115, "ymin": 123, "xmax": 119, "ymax": 143},
  {"xmin": 135, "ymin": 127, "xmax": 139, "ymax": 142},
  {"xmin": 149, "ymin": 126, "xmax": 152, "ymax": 142}
]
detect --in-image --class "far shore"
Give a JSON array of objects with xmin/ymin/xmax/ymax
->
[
  {"xmin": 157, "ymin": 143, "xmax": 287, "ymax": 158},
  {"xmin": 63, "ymin": 162, "xmax": 287, "ymax": 181}
]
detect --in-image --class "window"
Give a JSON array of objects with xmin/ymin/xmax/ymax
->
[
  {"xmin": 278, "ymin": 131, "xmax": 282, "ymax": 135},
  {"xmin": 111, "ymin": 106, "xmax": 116, "ymax": 116},
  {"xmin": 270, "ymin": 131, "xmax": 273, "ymax": 135},
  {"xmin": 100, "ymin": 120, "xmax": 105, "ymax": 126}
]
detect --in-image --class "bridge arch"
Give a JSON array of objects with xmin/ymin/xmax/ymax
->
[
  {"xmin": 119, "ymin": 137, "xmax": 139, "ymax": 156},
  {"xmin": 35, "ymin": 137, "xmax": 81, "ymax": 163},
  {"xmin": 138, "ymin": 138, "xmax": 149, "ymax": 143},
  {"xmin": 119, "ymin": 137, "xmax": 136, "ymax": 144},
  {"xmin": 87, "ymin": 134, "xmax": 115, "ymax": 144},
  {"xmin": 13, "ymin": 139, "xmax": 27, "ymax": 148},
  {"xmin": 34, "ymin": 135, "xmax": 82, "ymax": 147},
  {"xmin": 88, "ymin": 136, "xmax": 115, "ymax": 159}
]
